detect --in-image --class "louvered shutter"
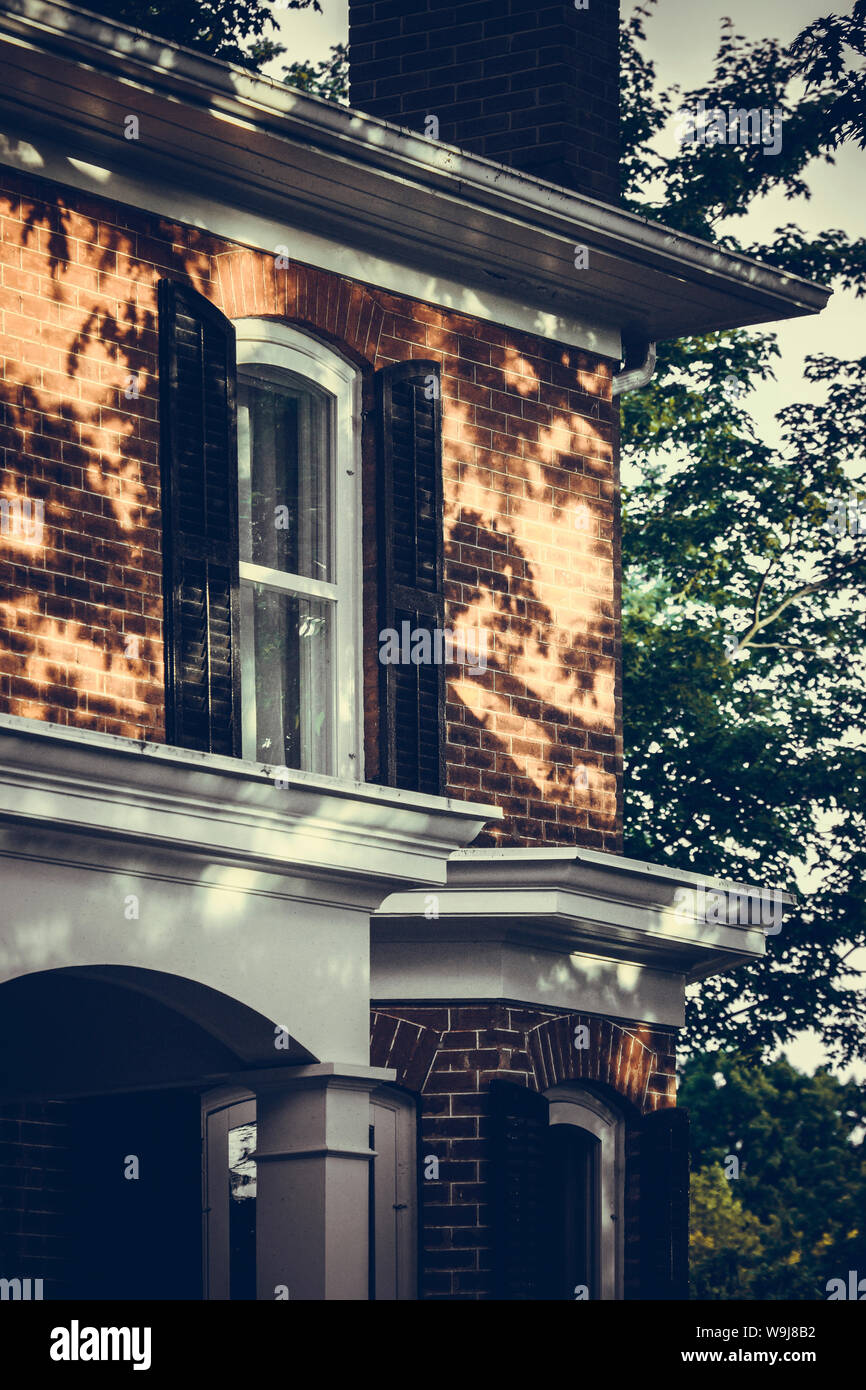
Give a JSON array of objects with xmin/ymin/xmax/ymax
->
[
  {"xmin": 375, "ymin": 360, "xmax": 445, "ymax": 796},
  {"xmin": 158, "ymin": 279, "xmax": 240, "ymax": 756},
  {"xmin": 639, "ymin": 1106, "xmax": 690, "ymax": 1299},
  {"xmin": 489, "ymin": 1079, "xmax": 550, "ymax": 1300}
]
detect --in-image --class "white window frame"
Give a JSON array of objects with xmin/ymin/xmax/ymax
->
[
  {"xmin": 233, "ymin": 319, "xmax": 363, "ymax": 782},
  {"xmin": 545, "ymin": 1085, "xmax": 624, "ymax": 1300}
]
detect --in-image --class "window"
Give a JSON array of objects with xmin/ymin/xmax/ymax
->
[
  {"xmin": 489, "ymin": 1077, "xmax": 624, "ymax": 1300},
  {"xmin": 235, "ymin": 322, "xmax": 362, "ymax": 779},
  {"xmin": 202, "ymin": 1089, "xmax": 257, "ymax": 1301},
  {"xmin": 369, "ymin": 1087, "xmax": 418, "ymax": 1300},
  {"xmin": 545, "ymin": 1086, "xmax": 624, "ymax": 1300},
  {"xmin": 158, "ymin": 282, "xmax": 445, "ymax": 790}
]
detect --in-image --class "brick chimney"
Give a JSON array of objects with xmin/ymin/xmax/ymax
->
[{"xmin": 348, "ymin": 0, "xmax": 620, "ymax": 204}]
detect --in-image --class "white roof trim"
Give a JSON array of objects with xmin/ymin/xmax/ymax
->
[
  {"xmin": 375, "ymin": 844, "xmax": 792, "ymax": 981},
  {"xmin": 0, "ymin": 0, "xmax": 831, "ymax": 348},
  {"xmin": 0, "ymin": 713, "xmax": 500, "ymax": 889}
]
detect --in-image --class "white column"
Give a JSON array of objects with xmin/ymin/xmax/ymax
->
[{"xmin": 253, "ymin": 1063, "xmax": 393, "ymax": 1301}]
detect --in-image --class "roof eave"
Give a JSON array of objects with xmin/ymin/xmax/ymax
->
[{"xmin": 0, "ymin": 0, "xmax": 832, "ymax": 345}]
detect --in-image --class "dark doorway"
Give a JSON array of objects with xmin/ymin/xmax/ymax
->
[{"xmin": 65, "ymin": 1089, "xmax": 203, "ymax": 1300}]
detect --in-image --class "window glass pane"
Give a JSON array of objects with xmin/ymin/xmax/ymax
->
[
  {"xmin": 245, "ymin": 583, "xmax": 332, "ymax": 773},
  {"xmin": 545, "ymin": 1124, "xmax": 601, "ymax": 1299},
  {"xmin": 238, "ymin": 374, "xmax": 330, "ymax": 581},
  {"xmin": 228, "ymin": 1121, "xmax": 256, "ymax": 1301}
]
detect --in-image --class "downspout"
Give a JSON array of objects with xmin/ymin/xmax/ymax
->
[
  {"xmin": 612, "ymin": 338, "xmax": 657, "ymax": 396},
  {"xmin": 609, "ymin": 336, "xmax": 654, "ymax": 851}
]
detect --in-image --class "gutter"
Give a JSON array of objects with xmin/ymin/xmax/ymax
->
[
  {"xmin": 0, "ymin": 0, "xmax": 831, "ymax": 328},
  {"xmin": 612, "ymin": 340, "xmax": 657, "ymax": 396}
]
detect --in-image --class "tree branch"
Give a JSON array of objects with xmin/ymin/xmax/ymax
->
[{"xmin": 729, "ymin": 573, "xmax": 831, "ymax": 656}]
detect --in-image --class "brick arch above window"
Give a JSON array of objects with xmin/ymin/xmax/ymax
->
[
  {"xmin": 370, "ymin": 1012, "xmax": 442, "ymax": 1093},
  {"xmin": 211, "ymin": 249, "xmax": 384, "ymax": 363},
  {"xmin": 527, "ymin": 1015, "xmax": 661, "ymax": 1115}
]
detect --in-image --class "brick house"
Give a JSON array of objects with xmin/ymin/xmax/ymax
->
[{"xmin": 0, "ymin": 0, "xmax": 827, "ymax": 1301}]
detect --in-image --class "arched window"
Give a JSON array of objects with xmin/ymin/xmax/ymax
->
[
  {"xmin": 369, "ymin": 1086, "xmax": 419, "ymax": 1300},
  {"xmin": 159, "ymin": 285, "xmax": 445, "ymax": 784},
  {"xmin": 490, "ymin": 1077, "xmax": 624, "ymax": 1300},
  {"xmin": 544, "ymin": 1086, "xmax": 624, "ymax": 1300},
  {"xmin": 233, "ymin": 321, "xmax": 362, "ymax": 779},
  {"xmin": 201, "ymin": 1087, "xmax": 257, "ymax": 1301}
]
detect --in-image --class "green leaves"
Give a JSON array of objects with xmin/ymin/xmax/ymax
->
[
  {"xmin": 684, "ymin": 1052, "xmax": 866, "ymax": 1299},
  {"xmin": 690, "ymin": 1164, "xmax": 769, "ymax": 1300},
  {"xmin": 80, "ymin": 0, "xmax": 321, "ymax": 71},
  {"xmin": 789, "ymin": 0, "xmax": 866, "ymax": 150},
  {"xmin": 621, "ymin": 9, "xmax": 866, "ymax": 1065},
  {"xmin": 87, "ymin": 1, "xmax": 349, "ymax": 101},
  {"xmin": 283, "ymin": 43, "xmax": 349, "ymax": 102},
  {"xmin": 621, "ymin": 1, "xmax": 866, "ymax": 242}
]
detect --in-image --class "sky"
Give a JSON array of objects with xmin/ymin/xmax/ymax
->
[
  {"xmin": 625, "ymin": 0, "xmax": 864, "ymax": 447},
  {"xmin": 261, "ymin": 1, "xmax": 864, "ymax": 1081},
  {"xmin": 263, "ymin": 0, "xmax": 864, "ymax": 446}
]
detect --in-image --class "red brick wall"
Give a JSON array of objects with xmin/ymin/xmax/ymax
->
[
  {"xmin": 349, "ymin": 0, "xmax": 621, "ymax": 204},
  {"xmin": 0, "ymin": 1101, "xmax": 74, "ymax": 1298},
  {"xmin": 370, "ymin": 1002, "xmax": 677, "ymax": 1299},
  {"xmin": 0, "ymin": 168, "xmax": 620, "ymax": 849}
]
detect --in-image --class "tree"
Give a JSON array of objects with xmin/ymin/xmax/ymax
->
[
  {"xmin": 80, "ymin": 0, "xmax": 321, "ymax": 70},
  {"xmin": 789, "ymin": 0, "xmax": 866, "ymax": 150},
  {"xmin": 619, "ymin": 3, "xmax": 866, "ymax": 1066},
  {"xmin": 689, "ymin": 1164, "xmax": 769, "ymax": 1300},
  {"xmin": 283, "ymin": 43, "xmax": 349, "ymax": 102},
  {"xmin": 683, "ymin": 1052, "xmax": 866, "ymax": 1299}
]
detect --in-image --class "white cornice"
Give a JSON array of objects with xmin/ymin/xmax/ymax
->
[
  {"xmin": 0, "ymin": 0, "xmax": 830, "ymax": 350},
  {"xmin": 375, "ymin": 886, "xmax": 765, "ymax": 980},
  {"xmin": 375, "ymin": 845, "xmax": 792, "ymax": 981},
  {"xmin": 450, "ymin": 844, "xmax": 797, "ymax": 905},
  {"xmin": 0, "ymin": 714, "xmax": 499, "ymax": 889}
]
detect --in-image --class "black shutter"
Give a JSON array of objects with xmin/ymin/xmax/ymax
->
[
  {"xmin": 158, "ymin": 279, "xmax": 240, "ymax": 756},
  {"xmin": 489, "ymin": 1079, "xmax": 550, "ymax": 1300},
  {"xmin": 375, "ymin": 360, "xmax": 445, "ymax": 795},
  {"xmin": 639, "ymin": 1106, "xmax": 690, "ymax": 1299}
]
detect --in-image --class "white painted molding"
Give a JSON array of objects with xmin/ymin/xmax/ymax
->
[
  {"xmin": 0, "ymin": 713, "xmax": 499, "ymax": 889},
  {"xmin": 371, "ymin": 939, "xmax": 686, "ymax": 1027},
  {"xmin": 250, "ymin": 1062, "xmax": 397, "ymax": 1093},
  {"xmin": 234, "ymin": 321, "xmax": 361, "ymax": 392},
  {"xmin": 0, "ymin": 0, "xmax": 830, "ymax": 347},
  {"xmin": 375, "ymin": 885, "xmax": 768, "ymax": 980},
  {"xmin": 374, "ymin": 844, "xmax": 786, "ymax": 992},
  {"xmin": 451, "ymin": 843, "xmax": 798, "ymax": 903}
]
